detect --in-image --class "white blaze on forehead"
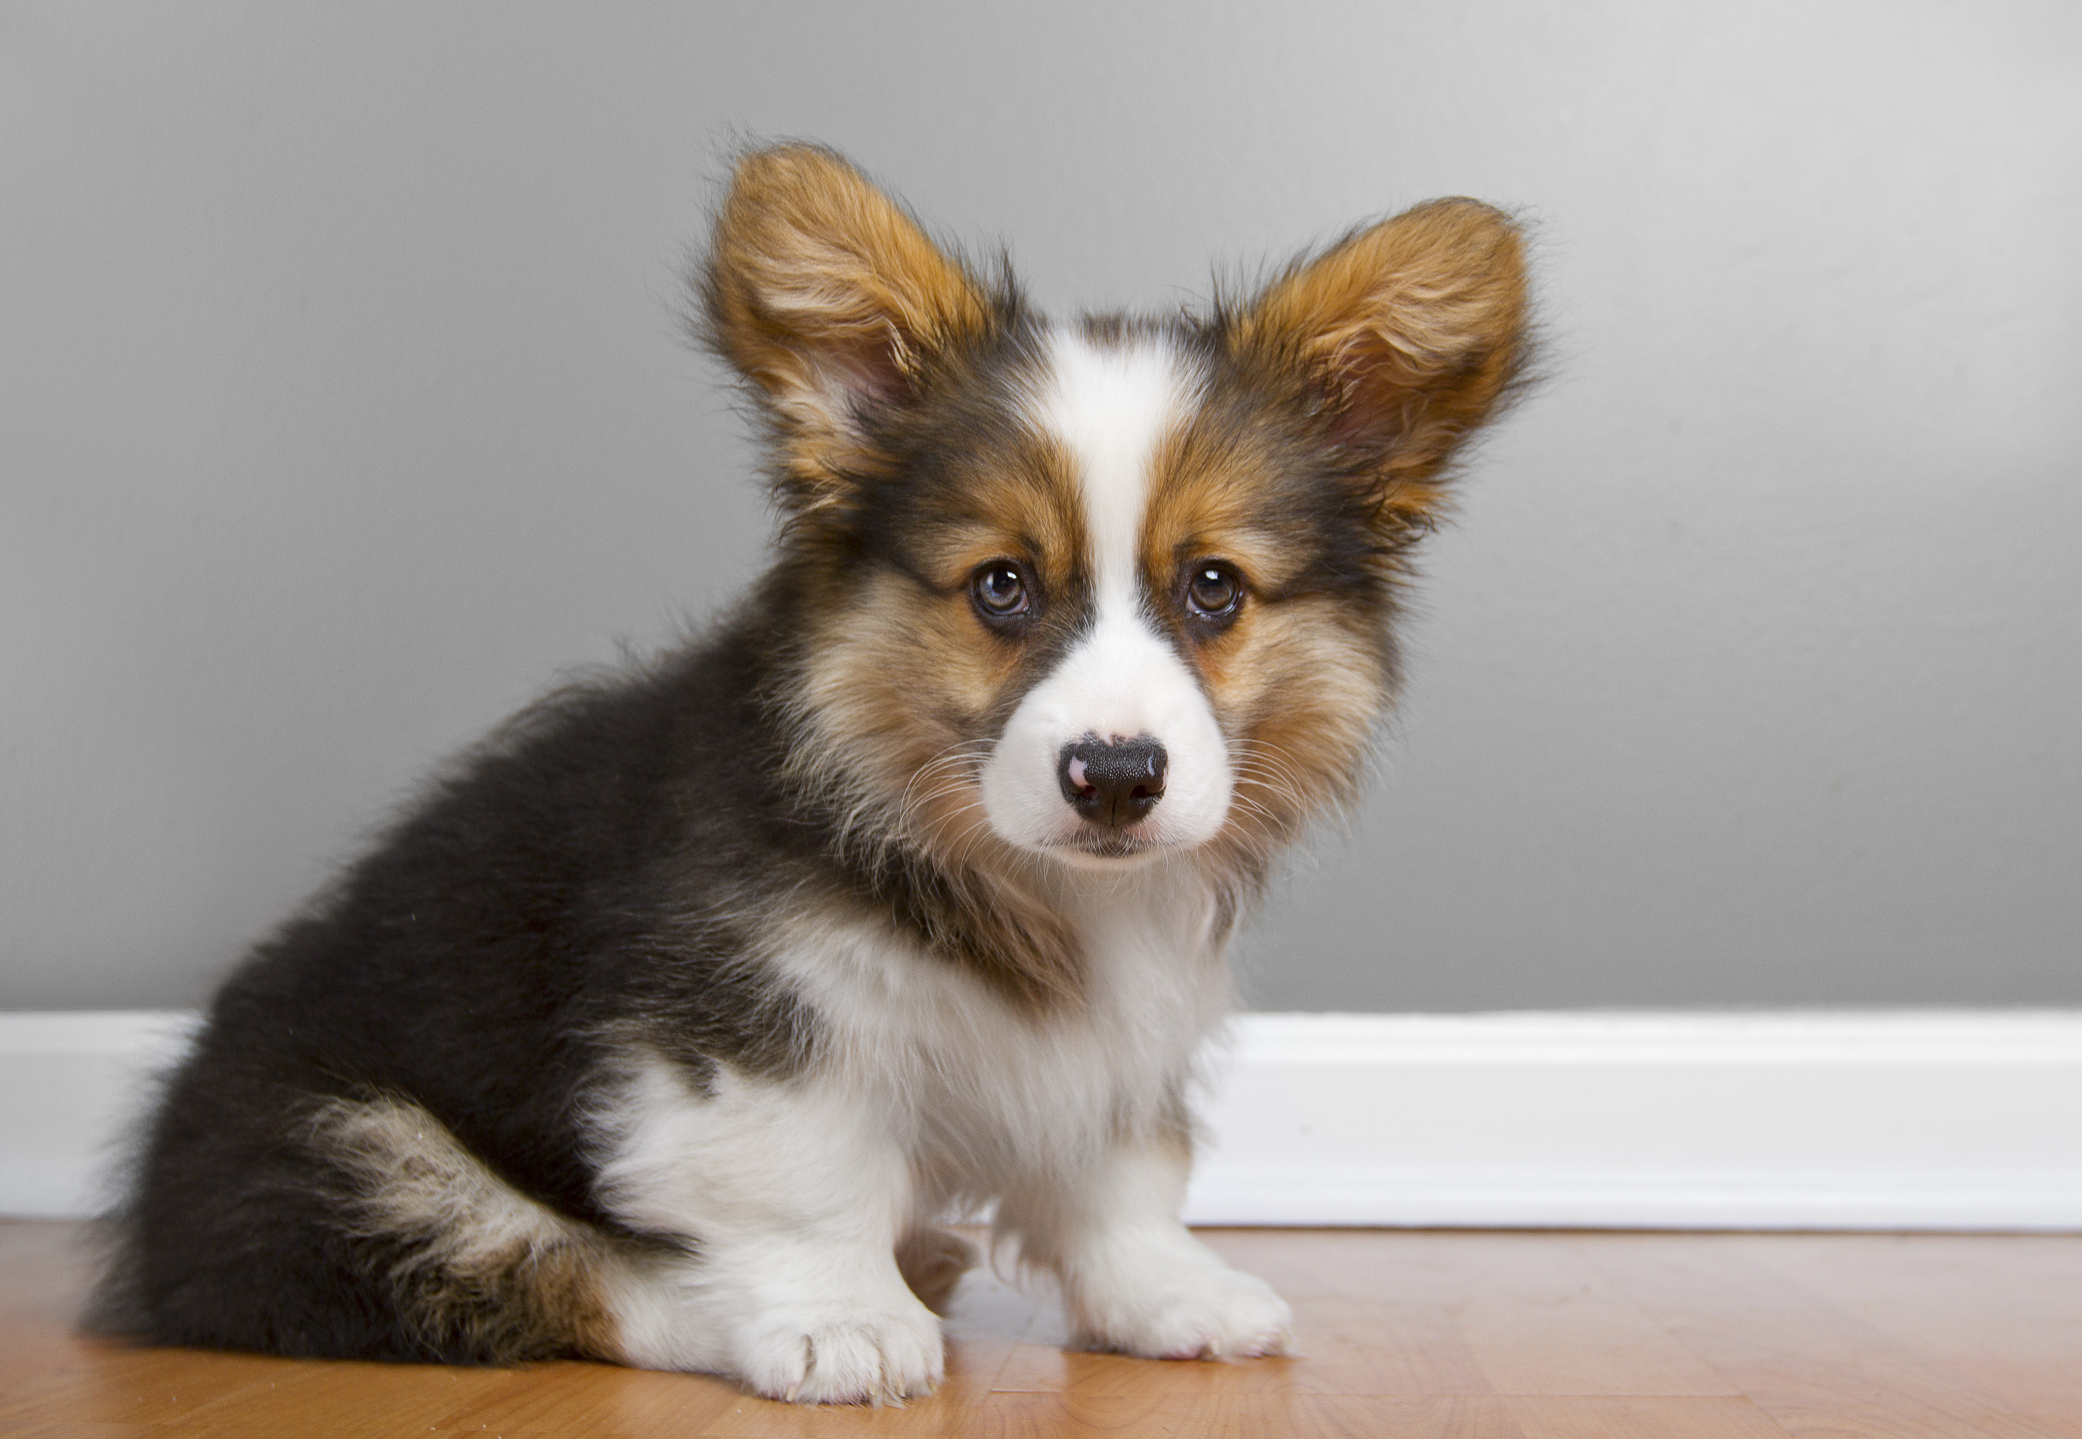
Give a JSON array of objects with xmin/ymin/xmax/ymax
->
[
  {"xmin": 1030, "ymin": 329, "xmax": 1192, "ymax": 616},
  {"xmin": 977, "ymin": 326, "xmax": 1232, "ymax": 864}
]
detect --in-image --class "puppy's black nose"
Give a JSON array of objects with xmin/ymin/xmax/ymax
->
[{"xmin": 1058, "ymin": 734, "xmax": 1167, "ymax": 830}]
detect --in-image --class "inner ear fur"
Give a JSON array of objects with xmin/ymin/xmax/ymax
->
[
  {"xmin": 1238, "ymin": 198, "xmax": 1531, "ymax": 524},
  {"xmin": 702, "ymin": 145, "xmax": 993, "ymax": 502}
]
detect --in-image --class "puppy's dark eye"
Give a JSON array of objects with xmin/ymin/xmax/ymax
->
[
  {"xmin": 971, "ymin": 561, "xmax": 1030, "ymax": 621},
  {"xmin": 1185, "ymin": 562, "xmax": 1244, "ymax": 622}
]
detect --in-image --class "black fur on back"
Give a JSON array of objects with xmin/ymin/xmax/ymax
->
[{"xmin": 86, "ymin": 576, "xmax": 902, "ymax": 1360}]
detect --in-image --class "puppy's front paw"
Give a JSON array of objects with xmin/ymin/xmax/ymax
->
[
  {"xmin": 1075, "ymin": 1256, "xmax": 1294, "ymax": 1362},
  {"xmin": 736, "ymin": 1300, "xmax": 945, "ymax": 1405}
]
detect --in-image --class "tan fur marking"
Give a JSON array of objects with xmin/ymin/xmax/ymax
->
[
  {"xmin": 1236, "ymin": 198, "xmax": 1530, "ymax": 521},
  {"xmin": 1200, "ymin": 596, "xmax": 1386, "ymax": 876},
  {"xmin": 904, "ymin": 436, "xmax": 1085, "ymax": 594},
  {"xmin": 1216, "ymin": 602, "xmax": 1386, "ymax": 853},
  {"xmin": 1135, "ymin": 423, "xmax": 1392, "ymax": 882},
  {"xmin": 310, "ymin": 1095, "xmax": 628, "ymax": 1364},
  {"xmin": 778, "ymin": 431, "xmax": 1096, "ymax": 1012},
  {"xmin": 788, "ymin": 433, "xmax": 1083, "ymax": 855},
  {"xmin": 704, "ymin": 145, "xmax": 993, "ymax": 514},
  {"xmin": 1143, "ymin": 422, "xmax": 1338, "ymax": 596}
]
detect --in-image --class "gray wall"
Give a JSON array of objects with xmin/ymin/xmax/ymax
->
[{"xmin": 3, "ymin": 2, "xmax": 2076, "ymax": 1012}]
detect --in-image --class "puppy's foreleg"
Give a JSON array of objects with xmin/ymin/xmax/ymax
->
[
  {"xmin": 1000, "ymin": 1132, "xmax": 1293, "ymax": 1361},
  {"xmin": 592, "ymin": 1059, "xmax": 943, "ymax": 1404}
]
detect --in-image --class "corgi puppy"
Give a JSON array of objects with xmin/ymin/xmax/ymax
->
[{"xmin": 92, "ymin": 144, "xmax": 1530, "ymax": 1404}]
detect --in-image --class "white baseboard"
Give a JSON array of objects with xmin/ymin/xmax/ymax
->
[
  {"xmin": 4, "ymin": 1010, "xmax": 2078, "ymax": 1229},
  {"xmin": 0, "ymin": 1011, "xmax": 201, "ymax": 1221},
  {"xmin": 1183, "ymin": 1011, "xmax": 2082, "ymax": 1229}
]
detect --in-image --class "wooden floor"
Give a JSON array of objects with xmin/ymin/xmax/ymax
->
[{"xmin": 2, "ymin": 1222, "xmax": 2078, "ymax": 1437}]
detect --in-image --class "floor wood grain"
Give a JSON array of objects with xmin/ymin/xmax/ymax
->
[{"xmin": 2, "ymin": 1221, "xmax": 2075, "ymax": 1438}]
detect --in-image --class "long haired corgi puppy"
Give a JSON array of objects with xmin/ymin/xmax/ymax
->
[{"xmin": 91, "ymin": 144, "xmax": 1530, "ymax": 1404}]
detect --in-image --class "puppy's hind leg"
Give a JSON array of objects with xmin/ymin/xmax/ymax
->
[
  {"xmin": 590, "ymin": 1056, "xmax": 943, "ymax": 1404},
  {"xmin": 308, "ymin": 1092, "xmax": 634, "ymax": 1364},
  {"xmin": 102, "ymin": 1083, "xmax": 633, "ymax": 1365}
]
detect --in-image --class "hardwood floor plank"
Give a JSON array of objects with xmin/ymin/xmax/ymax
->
[
  {"xmin": 1281, "ymin": 1293, "xmax": 1497, "ymax": 1396},
  {"xmin": 1745, "ymin": 1235, "xmax": 2082, "ymax": 1439},
  {"xmin": 1186, "ymin": 1395, "xmax": 1526, "ymax": 1439},
  {"xmin": 0, "ymin": 1326, "xmax": 84, "ymax": 1399},
  {"xmin": 1576, "ymin": 1234, "xmax": 2074, "ymax": 1439},
  {"xmin": 0, "ymin": 1344, "xmax": 301, "ymax": 1428},
  {"xmin": 1202, "ymin": 1233, "xmax": 1497, "ymax": 1395},
  {"xmin": 1203, "ymin": 1229, "xmax": 1738, "ymax": 1396},
  {"xmin": 1440, "ymin": 1236, "xmax": 1740, "ymax": 1397},
  {"xmin": 1500, "ymin": 1395, "xmax": 1795, "ymax": 1439},
  {"xmin": 420, "ymin": 1360, "xmax": 741, "ymax": 1437},
  {"xmin": 988, "ymin": 1294, "xmax": 1487, "ymax": 1398},
  {"xmin": 3, "ymin": 1222, "xmax": 2077, "ymax": 1439},
  {"xmin": 155, "ymin": 1358, "xmax": 517, "ymax": 1439},
  {"xmin": 990, "ymin": 1346, "xmax": 1310, "ymax": 1400},
  {"xmin": 694, "ymin": 1394, "xmax": 1528, "ymax": 1439}
]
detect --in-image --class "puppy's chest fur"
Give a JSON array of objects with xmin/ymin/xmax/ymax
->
[
  {"xmin": 658, "ymin": 871, "xmax": 1230, "ymax": 1200},
  {"xmin": 583, "ymin": 869, "xmax": 1231, "ymax": 1268}
]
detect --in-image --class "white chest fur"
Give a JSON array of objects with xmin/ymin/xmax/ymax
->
[
  {"xmin": 803, "ymin": 863, "xmax": 1233, "ymax": 1207},
  {"xmin": 590, "ymin": 863, "xmax": 1235, "ymax": 1242}
]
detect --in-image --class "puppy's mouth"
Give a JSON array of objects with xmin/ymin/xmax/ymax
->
[{"xmin": 1047, "ymin": 830, "xmax": 1166, "ymax": 866}]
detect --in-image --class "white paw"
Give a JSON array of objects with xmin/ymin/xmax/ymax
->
[
  {"xmin": 1074, "ymin": 1257, "xmax": 1294, "ymax": 1361},
  {"xmin": 734, "ymin": 1300, "xmax": 945, "ymax": 1405}
]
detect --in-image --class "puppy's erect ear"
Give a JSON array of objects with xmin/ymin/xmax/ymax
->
[
  {"xmin": 1238, "ymin": 198, "xmax": 1530, "ymax": 527},
  {"xmin": 703, "ymin": 144, "xmax": 993, "ymax": 506}
]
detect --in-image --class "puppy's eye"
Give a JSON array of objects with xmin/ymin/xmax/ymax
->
[
  {"xmin": 971, "ymin": 561, "xmax": 1030, "ymax": 621},
  {"xmin": 1185, "ymin": 562, "xmax": 1244, "ymax": 622}
]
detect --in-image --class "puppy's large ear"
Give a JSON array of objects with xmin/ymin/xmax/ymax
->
[
  {"xmin": 703, "ymin": 144, "xmax": 993, "ymax": 508},
  {"xmin": 1237, "ymin": 199, "xmax": 1530, "ymax": 528}
]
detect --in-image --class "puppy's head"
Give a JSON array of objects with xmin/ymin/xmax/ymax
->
[{"xmin": 704, "ymin": 144, "xmax": 1528, "ymax": 884}]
